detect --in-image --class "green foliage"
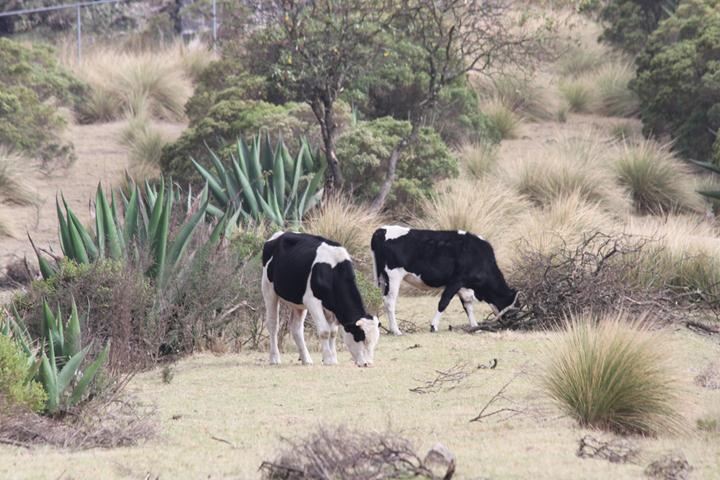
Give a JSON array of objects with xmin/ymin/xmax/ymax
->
[
  {"xmin": 543, "ymin": 312, "xmax": 683, "ymax": 435},
  {"xmin": 0, "ymin": 333, "xmax": 46, "ymax": 414},
  {"xmin": 354, "ymin": 270, "xmax": 383, "ymax": 317},
  {"xmin": 337, "ymin": 117, "xmax": 458, "ymax": 212},
  {"xmin": 160, "ymin": 99, "xmax": 319, "ymax": 183},
  {"xmin": 193, "ymin": 135, "xmax": 325, "ymax": 226},
  {"xmin": 34, "ymin": 181, "xmax": 210, "ymax": 287},
  {"xmin": 0, "ymin": 38, "xmax": 84, "ymax": 163},
  {"xmin": 598, "ymin": 0, "xmax": 678, "ymax": 53},
  {"xmin": 632, "ymin": 0, "xmax": 720, "ymax": 162}
]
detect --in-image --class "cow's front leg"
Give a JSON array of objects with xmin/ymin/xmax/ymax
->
[
  {"xmin": 262, "ymin": 285, "xmax": 281, "ymax": 365},
  {"xmin": 306, "ymin": 302, "xmax": 337, "ymax": 365},
  {"xmin": 328, "ymin": 323, "xmax": 339, "ymax": 365},
  {"xmin": 383, "ymin": 268, "xmax": 404, "ymax": 335},
  {"xmin": 458, "ymin": 288, "xmax": 478, "ymax": 328},
  {"xmin": 431, "ymin": 284, "xmax": 462, "ymax": 332},
  {"xmin": 290, "ymin": 308, "xmax": 313, "ymax": 365}
]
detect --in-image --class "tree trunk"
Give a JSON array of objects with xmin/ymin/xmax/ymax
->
[
  {"xmin": 311, "ymin": 97, "xmax": 344, "ymax": 195},
  {"xmin": 371, "ymin": 123, "xmax": 419, "ymax": 212}
]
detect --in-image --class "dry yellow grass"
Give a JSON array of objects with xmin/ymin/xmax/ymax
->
[{"xmin": 0, "ymin": 297, "xmax": 717, "ymax": 479}]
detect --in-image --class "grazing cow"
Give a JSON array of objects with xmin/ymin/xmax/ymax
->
[
  {"xmin": 371, "ymin": 226, "xmax": 518, "ymax": 335},
  {"xmin": 262, "ymin": 231, "xmax": 380, "ymax": 366}
]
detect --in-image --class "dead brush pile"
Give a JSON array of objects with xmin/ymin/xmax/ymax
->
[{"xmin": 483, "ymin": 232, "xmax": 717, "ymax": 331}]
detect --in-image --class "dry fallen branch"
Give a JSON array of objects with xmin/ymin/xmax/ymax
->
[
  {"xmin": 469, "ymin": 372, "xmax": 525, "ymax": 423},
  {"xmin": 409, "ymin": 360, "xmax": 495, "ymax": 395},
  {"xmin": 577, "ymin": 435, "xmax": 639, "ymax": 464}
]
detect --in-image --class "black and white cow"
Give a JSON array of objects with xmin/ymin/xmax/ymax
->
[
  {"xmin": 371, "ymin": 226, "xmax": 518, "ymax": 335},
  {"xmin": 262, "ymin": 231, "xmax": 380, "ymax": 366}
]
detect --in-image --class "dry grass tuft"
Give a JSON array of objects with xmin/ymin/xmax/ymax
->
[
  {"xmin": 480, "ymin": 74, "xmax": 553, "ymax": 121},
  {"xmin": 304, "ymin": 195, "xmax": 383, "ymax": 263},
  {"xmin": 259, "ymin": 425, "xmax": 436, "ymax": 480},
  {"xmin": 557, "ymin": 45, "xmax": 606, "ymax": 77},
  {"xmin": 176, "ymin": 39, "xmax": 217, "ymax": 81},
  {"xmin": 559, "ymin": 78, "xmax": 595, "ymax": 113},
  {"xmin": 543, "ymin": 311, "xmax": 684, "ymax": 436},
  {"xmin": 72, "ymin": 46, "xmax": 193, "ymax": 123},
  {"xmin": 119, "ymin": 110, "xmax": 168, "ymax": 179},
  {"xmin": 482, "ymin": 99, "xmax": 522, "ymax": 140},
  {"xmin": 592, "ymin": 61, "xmax": 640, "ymax": 118},
  {"xmin": 613, "ymin": 140, "xmax": 705, "ymax": 215},
  {"xmin": 459, "ymin": 142, "xmax": 498, "ymax": 179},
  {"xmin": 0, "ymin": 149, "xmax": 38, "ymax": 207},
  {"xmin": 499, "ymin": 132, "xmax": 631, "ymax": 213}
]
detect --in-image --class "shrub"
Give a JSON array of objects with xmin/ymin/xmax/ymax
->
[
  {"xmin": 304, "ymin": 195, "xmax": 383, "ymax": 262},
  {"xmin": 482, "ymin": 100, "xmax": 522, "ymax": 140},
  {"xmin": 559, "ymin": 79, "xmax": 596, "ymax": 113},
  {"xmin": 598, "ymin": 0, "xmax": 678, "ymax": 54},
  {"xmin": 542, "ymin": 311, "xmax": 683, "ymax": 435},
  {"xmin": 337, "ymin": 117, "xmax": 457, "ymax": 213},
  {"xmin": 161, "ymin": 100, "xmax": 322, "ymax": 183},
  {"xmin": 613, "ymin": 140, "xmax": 704, "ymax": 214},
  {"xmin": 0, "ymin": 334, "xmax": 46, "ymax": 414},
  {"xmin": 593, "ymin": 61, "xmax": 640, "ymax": 118},
  {"xmin": 632, "ymin": 0, "xmax": 720, "ymax": 163}
]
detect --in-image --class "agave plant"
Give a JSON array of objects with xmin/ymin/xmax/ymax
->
[
  {"xmin": 2, "ymin": 299, "xmax": 109, "ymax": 415},
  {"xmin": 193, "ymin": 134, "xmax": 325, "ymax": 227},
  {"xmin": 34, "ymin": 179, "xmax": 213, "ymax": 286}
]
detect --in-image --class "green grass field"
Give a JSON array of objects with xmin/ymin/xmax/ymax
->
[{"xmin": 1, "ymin": 298, "xmax": 718, "ymax": 479}]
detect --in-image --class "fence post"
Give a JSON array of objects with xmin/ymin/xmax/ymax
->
[{"xmin": 76, "ymin": 3, "xmax": 82, "ymax": 62}]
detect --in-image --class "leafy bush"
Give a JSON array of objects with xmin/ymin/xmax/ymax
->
[
  {"xmin": 336, "ymin": 117, "xmax": 457, "ymax": 212},
  {"xmin": 161, "ymin": 99, "xmax": 323, "ymax": 183},
  {"xmin": 0, "ymin": 38, "xmax": 83, "ymax": 164},
  {"xmin": 543, "ymin": 311, "xmax": 683, "ymax": 435},
  {"xmin": 613, "ymin": 139, "xmax": 704, "ymax": 214},
  {"xmin": 632, "ymin": 0, "xmax": 720, "ymax": 163},
  {"xmin": 598, "ymin": 0, "xmax": 678, "ymax": 53},
  {"xmin": 0, "ymin": 334, "xmax": 46, "ymax": 414}
]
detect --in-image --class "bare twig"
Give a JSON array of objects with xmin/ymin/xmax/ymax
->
[
  {"xmin": 410, "ymin": 362, "xmax": 476, "ymax": 394},
  {"xmin": 469, "ymin": 373, "xmax": 524, "ymax": 423}
]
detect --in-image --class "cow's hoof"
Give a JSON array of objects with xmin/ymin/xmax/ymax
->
[
  {"xmin": 269, "ymin": 355, "xmax": 281, "ymax": 365},
  {"xmin": 322, "ymin": 358, "xmax": 338, "ymax": 366},
  {"xmin": 430, "ymin": 325, "xmax": 437, "ymax": 333},
  {"xmin": 391, "ymin": 330, "xmax": 403, "ymax": 336}
]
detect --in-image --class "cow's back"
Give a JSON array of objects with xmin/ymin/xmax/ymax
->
[{"xmin": 263, "ymin": 232, "xmax": 339, "ymax": 305}]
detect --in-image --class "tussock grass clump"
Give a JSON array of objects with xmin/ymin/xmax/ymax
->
[
  {"xmin": 0, "ymin": 210, "xmax": 13, "ymax": 237},
  {"xmin": 481, "ymin": 74, "xmax": 552, "ymax": 121},
  {"xmin": 609, "ymin": 121, "xmax": 641, "ymax": 142},
  {"xmin": 459, "ymin": 142, "xmax": 498, "ymax": 179},
  {"xmin": 304, "ymin": 195, "xmax": 383, "ymax": 262},
  {"xmin": 559, "ymin": 79, "xmax": 595, "ymax": 113},
  {"xmin": 119, "ymin": 111, "xmax": 168, "ymax": 179},
  {"xmin": 176, "ymin": 39, "xmax": 217, "ymax": 81},
  {"xmin": 543, "ymin": 311, "xmax": 683, "ymax": 435},
  {"xmin": 500, "ymin": 133, "xmax": 631, "ymax": 213},
  {"xmin": 624, "ymin": 215, "xmax": 720, "ymax": 296},
  {"xmin": 614, "ymin": 140, "xmax": 705, "ymax": 214},
  {"xmin": 592, "ymin": 61, "xmax": 640, "ymax": 118},
  {"xmin": 482, "ymin": 100, "xmax": 521, "ymax": 140},
  {"xmin": 73, "ymin": 47, "xmax": 192, "ymax": 123},
  {"xmin": 557, "ymin": 45, "xmax": 606, "ymax": 77},
  {"xmin": 0, "ymin": 150, "xmax": 38, "ymax": 207}
]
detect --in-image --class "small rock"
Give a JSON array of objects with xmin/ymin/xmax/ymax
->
[
  {"xmin": 424, "ymin": 442, "xmax": 456, "ymax": 480},
  {"xmin": 645, "ymin": 452, "xmax": 692, "ymax": 480}
]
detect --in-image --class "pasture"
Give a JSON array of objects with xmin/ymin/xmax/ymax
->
[{"xmin": 1, "ymin": 298, "xmax": 718, "ymax": 479}]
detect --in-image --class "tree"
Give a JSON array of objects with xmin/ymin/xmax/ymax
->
[
  {"xmin": 370, "ymin": 0, "xmax": 552, "ymax": 210},
  {"xmin": 251, "ymin": 0, "xmax": 395, "ymax": 192}
]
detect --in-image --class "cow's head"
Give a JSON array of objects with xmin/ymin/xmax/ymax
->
[
  {"xmin": 344, "ymin": 316, "xmax": 380, "ymax": 367},
  {"xmin": 491, "ymin": 288, "xmax": 520, "ymax": 318}
]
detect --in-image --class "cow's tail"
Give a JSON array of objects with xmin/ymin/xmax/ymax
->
[{"xmin": 370, "ymin": 229, "xmax": 388, "ymax": 294}]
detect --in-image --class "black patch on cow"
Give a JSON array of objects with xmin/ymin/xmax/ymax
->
[
  {"xmin": 371, "ymin": 228, "xmax": 517, "ymax": 311},
  {"xmin": 371, "ymin": 228, "xmax": 390, "ymax": 296},
  {"xmin": 263, "ymin": 232, "xmax": 369, "ymax": 339}
]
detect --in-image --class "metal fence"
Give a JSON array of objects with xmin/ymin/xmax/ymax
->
[{"xmin": 0, "ymin": 0, "xmax": 220, "ymax": 60}]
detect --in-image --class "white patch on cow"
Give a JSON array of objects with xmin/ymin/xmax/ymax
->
[
  {"xmin": 382, "ymin": 225, "xmax": 411, "ymax": 240},
  {"xmin": 345, "ymin": 317, "xmax": 380, "ymax": 366},
  {"xmin": 382, "ymin": 267, "xmax": 406, "ymax": 335},
  {"xmin": 268, "ymin": 231, "xmax": 285, "ymax": 241},
  {"xmin": 458, "ymin": 230, "xmax": 467, "ymax": 235},
  {"xmin": 262, "ymin": 262, "xmax": 282, "ymax": 364},
  {"xmin": 314, "ymin": 242, "xmax": 351, "ymax": 267},
  {"xmin": 473, "ymin": 232, "xmax": 485, "ymax": 240},
  {"xmin": 458, "ymin": 288, "xmax": 478, "ymax": 327},
  {"xmin": 430, "ymin": 310, "xmax": 444, "ymax": 332}
]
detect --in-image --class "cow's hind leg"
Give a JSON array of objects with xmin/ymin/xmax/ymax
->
[
  {"xmin": 383, "ymin": 268, "xmax": 404, "ymax": 336},
  {"xmin": 262, "ymin": 284, "xmax": 281, "ymax": 365},
  {"xmin": 290, "ymin": 308, "xmax": 313, "ymax": 365},
  {"xmin": 328, "ymin": 323, "xmax": 339, "ymax": 365},
  {"xmin": 431, "ymin": 284, "xmax": 462, "ymax": 332},
  {"xmin": 458, "ymin": 288, "xmax": 478, "ymax": 328}
]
